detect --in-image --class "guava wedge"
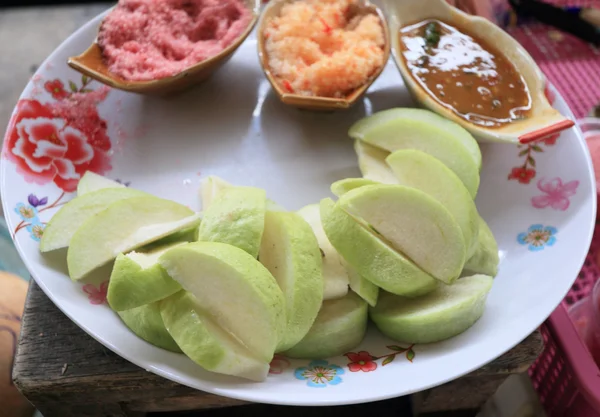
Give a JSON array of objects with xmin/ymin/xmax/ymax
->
[
  {"xmin": 67, "ymin": 196, "xmax": 201, "ymax": 280},
  {"xmin": 107, "ymin": 242, "xmax": 184, "ymax": 311},
  {"xmin": 159, "ymin": 242, "xmax": 286, "ymax": 362},
  {"xmin": 386, "ymin": 149, "xmax": 479, "ymax": 257},
  {"xmin": 77, "ymin": 171, "xmax": 125, "ymax": 195},
  {"xmin": 160, "ymin": 291, "xmax": 269, "ymax": 381},
  {"xmin": 370, "ymin": 274, "xmax": 493, "ymax": 344},
  {"xmin": 200, "ymin": 175, "xmax": 284, "ymax": 212},
  {"xmin": 320, "ymin": 198, "xmax": 437, "ymax": 297},
  {"xmin": 349, "ymin": 108, "xmax": 481, "ymax": 198},
  {"xmin": 297, "ymin": 204, "xmax": 348, "ymax": 300},
  {"xmin": 40, "ymin": 187, "xmax": 147, "ymax": 252},
  {"xmin": 339, "ymin": 185, "xmax": 466, "ymax": 284},
  {"xmin": 349, "ymin": 107, "xmax": 481, "ymax": 168},
  {"xmin": 354, "ymin": 140, "xmax": 398, "ymax": 184},
  {"xmin": 284, "ymin": 291, "xmax": 368, "ymax": 358},
  {"xmin": 259, "ymin": 211, "xmax": 323, "ymax": 352},
  {"xmin": 140, "ymin": 227, "xmax": 199, "ymax": 250},
  {"xmin": 117, "ymin": 301, "xmax": 182, "ymax": 353},
  {"xmin": 343, "ymin": 261, "xmax": 379, "ymax": 307},
  {"xmin": 330, "ymin": 178, "xmax": 380, "ymax": 198},
  {"xmin": 198, "ymin": 186, "xmax": 266, "ymax": 258},
  {"xmin": 200, "ymin": 175, "xmax": 232, "ymax": 210},
  {"xmin": 463, "ymin": 217, "xmax": 500, "ymax": 277}
]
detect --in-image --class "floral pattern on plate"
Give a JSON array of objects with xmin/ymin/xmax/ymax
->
[
  {"xmin": 531, "ymin": 177, "xmax": 579, "ymax": 211},
  {"xmin": 507, "ymin": 85, "xmax": 561, "ymax": 185},
  {"xmin": 517, "ymin": 224, "xmax": 558, "ymax": 252},
  {"xmin": 2, "ymin": 75, "xmax": 112, "ymax": 193},
  {"xmin": 12, "ymin": 193, "xmax": 66, "ymax": 241},
  {"xmin": 345, "ymin": 345, "xmax": 416, "ymax": 373},
  {"xmin": 83, "ymin": 281, "xmax": 109, "ymax": 305},
  {"xmin": 294, "ymin": 360, "xmax": 345, "ymax": 388}
]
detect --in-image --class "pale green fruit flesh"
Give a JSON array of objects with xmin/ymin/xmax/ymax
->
[
  {"xmin": 77, "ymin": 171, "xmax": 125, "ymax": 195},
  {"xmin": 159, "ymin": 242, "xmax": 286, "ymax": 362},
  {"xmin": 198, "ymin": 186, "xmax": 266, "ymax": 258},
  {"xmin": 386, "ymin": 149, "xmax": 479, "ymax": 258},
  {"xmin": 349, "ymin": 108, "xmax": 482, "ymax": 170},
  {"xmin": 160, "ymin": 291, "xmax": 269, "ymax": 381},
  {"xmin": 284, "ymin": 291, "xmax": 368, "ymax": 358},
  {"xmin": 339, "ymin": 185, "xmax": 466, "ymax": 284},
  {"xmin": 370, "ymin": 274, "xmax": 493, "ymax": 344},
  {"xmin": 117, "ymin": 301, "xmax": 182, "ymax": 353},
  {"xmin": 343, "ymin": 261, "xmax": 379, "ymax": 307},
  {"xmin": 297, "ymin": 204, "xmax": 348, "ymax": 300},
  {"xmin": 67, "ymin": 196, "xmax": 200, "ymax": 280},
  {"xmin": 107, "ymin": 242, "xmax": 185, "ymax": 311},
  {"xmin": 201, "ymin": 175, "xmax": 284, "ymax": 212},
  {"xmin": 40, "ymin": 187, "xmax": 147, "ymax": 252},
  {"xmin": 350, "ymin": 109, "xmax": 481, "ymax": 198},
  {"xmin": 141, "ymin": 227, "xmax": 199, "ymax": 251},
  {"xmin": 354, "ymin": 140, "xmax": 398, "ymax": 184},
  {"xmin": 330, "ymin": 178, "xmax": 380, "ymax": 198},
  {"xmin": 463, "ymin": 217, "xmax": 500, "ymax": 277},
  {"xmin": 259, "ymin": 211, "xmax": 324, "ymax": 352},
  {"xmin": 200, "ymin": 175, "xmax": 232, "ymax": 210},
  {"xmin": 320, "ymin": 198, "xmax": 437, "ymax": 297}
]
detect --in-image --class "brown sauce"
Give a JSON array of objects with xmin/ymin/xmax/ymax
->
[{"xmin": 399, "ymin": 19, "xmax": 531, "ymax": 128}]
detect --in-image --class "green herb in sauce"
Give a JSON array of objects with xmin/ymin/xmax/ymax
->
[{"xmin": 424, "ymin": 22, "xmax": 440, "ymax": 47}]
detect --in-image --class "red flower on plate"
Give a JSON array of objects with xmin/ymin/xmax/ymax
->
[
  {"xmin": 345, "ymin": 351, "xmax": 377, "ymax": 372},
  {"xmin": 3, "ymin": 96, "xmax": 112, "ymax": 192},
  {"xmin": 508, "ymin": 166, "xmax": 536, "ymax": 184},
  {"xmin": 82, "ymin": 281, "xmax": 108, "ymax": 305},
  {"xmin": 44, "ymin": 79, "xmax": 69, "ymax": 100}
]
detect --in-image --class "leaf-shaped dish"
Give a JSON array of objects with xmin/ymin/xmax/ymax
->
[
  {"xmin": 67, "ymin": 0, "xmax": 261, "ymax": 96},
  {"xmin": 384, "ymin": 0, "xmax": 574, "ymax": 144},
  {"xmin": 257, "ymin": 0, "xmax": 391, "ymax": 111}
]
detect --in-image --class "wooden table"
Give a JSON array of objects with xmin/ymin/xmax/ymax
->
[{"xmin": 13, "ymin": 281, "xmax": 544, "ymax": 417}]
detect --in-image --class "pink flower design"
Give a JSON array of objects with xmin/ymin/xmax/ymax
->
[
  {"xmin": 3, "ymin": 96, "xmax": 111, "ymax": 192},
  {"xmin": 531, "ymin": 177, "xmax": 579, "ymax": 211},
  {"xmin": 269, "ymin": 354, "xmax": 291, "ymax": 375},
  {"xmin": 82, "ymin": 281, "xmax": 109, "ymax": 305},
  {"xmin": 44, "ymin": 79, "xmax": 69, "ymax": 100}
]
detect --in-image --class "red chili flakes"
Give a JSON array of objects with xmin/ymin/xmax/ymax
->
[
  {"xmin": 333, "ymin": 12, "xmax": 341, "ymax": 27},
  {"xmin": 283, "ymin": 80, "xmax": 294, "ymax": 93},
  {"xmin": 318, "ymin": 17, "xmax": 332, "ymax": 34}
]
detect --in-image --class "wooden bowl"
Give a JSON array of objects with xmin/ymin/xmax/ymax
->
[
  {"xmin": 67, "ymin": 0, "xmax": 261, "ymax": 96},
  {"xmin": 383, "ymin": 0, "xmax": 574, "ymax": 144},
  {"xmin": 256, "ymin": 0, "xmax": 391, "ymax": 111}
]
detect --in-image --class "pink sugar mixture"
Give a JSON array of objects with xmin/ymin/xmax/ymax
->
[
  {"xmin": 98, "ymin": 0, "xmax": 252, "ymax": 81},
  {"xmin": 263, "ymin": 0, "xmax": 385, "ymax": 98}
]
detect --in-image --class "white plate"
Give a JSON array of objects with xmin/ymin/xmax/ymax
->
[{"xmin": 1, "ymin": 10, "xmax": 596, "ymax": 406}]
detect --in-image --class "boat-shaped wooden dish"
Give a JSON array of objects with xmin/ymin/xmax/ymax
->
[
  {"xmin": 384, "ymin": 0, "xmax": 574, "ymax": 144},
  {"xmin": 67, "ymin": 0, "xmax": 261, "ymax": 96},
  {"xmin": 257, "ymin": 0, "xmax": 391, "ymax": 111}
]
